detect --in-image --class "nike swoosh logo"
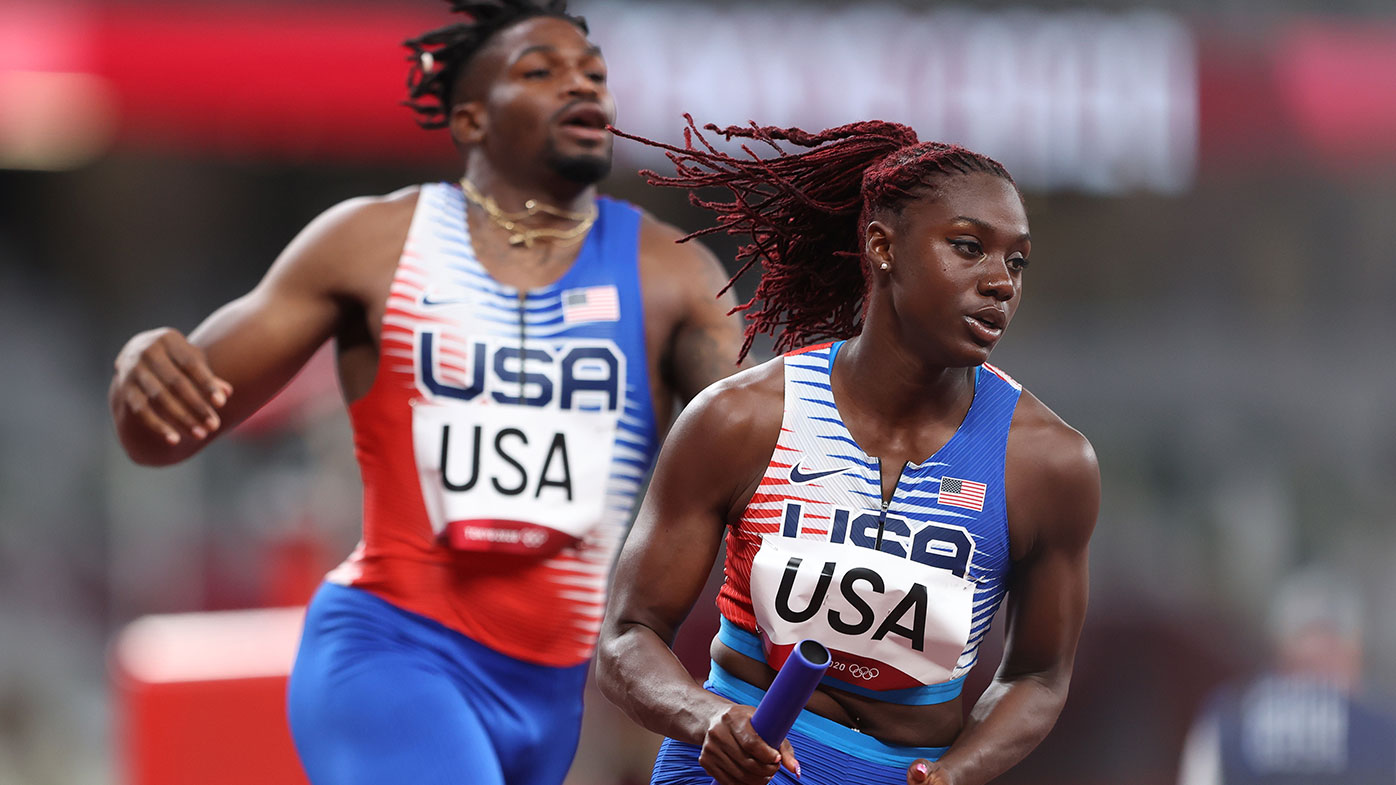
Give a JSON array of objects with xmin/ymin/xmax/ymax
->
[
  {"xmin": 789, "ymin": 463, "xmax": 849, "ymax": 483},
  {"xmin": 420, "ymin": 294, "xmax": 472, "ymax": 307},
  {"xmin": 419, "ymin": 286, "xmax": 475, "ymax": 307}
]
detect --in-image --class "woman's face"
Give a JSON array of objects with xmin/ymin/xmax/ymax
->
[{"xmin": 869, "ymin": 172, "xmax": 1031, "ymax": 368}]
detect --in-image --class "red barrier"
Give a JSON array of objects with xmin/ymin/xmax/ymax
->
[{"xmin": 111, "ymin": 607, "xmax": 309, "ymax": 785}]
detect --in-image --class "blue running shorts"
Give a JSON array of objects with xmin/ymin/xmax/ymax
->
[
  {"xmin": 288, "ymin": 582, "xmax": 588, "ymax": 785},
  {"xmin": 650, "ymin": 661, "xmax": 948, "ymax": 785}
]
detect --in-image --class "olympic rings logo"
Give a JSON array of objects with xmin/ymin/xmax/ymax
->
[{"xmin": 846, "ymin": 664, "xmax": 880, "ymax": 680}]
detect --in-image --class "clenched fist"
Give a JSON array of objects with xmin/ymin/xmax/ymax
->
[
  {"xmin": 110, "ymin": 327, "xmax": 233, "ymax": 453},
  {"xmin": 699, "ymin": 702, "xmax": 799, "ymax": 785}
]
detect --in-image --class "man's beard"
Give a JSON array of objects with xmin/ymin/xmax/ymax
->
[{"xmin": 545, "ymin": 142, "xmax": 613, "ymax": 185}]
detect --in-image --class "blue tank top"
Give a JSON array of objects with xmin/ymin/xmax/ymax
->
[{"xmin": 718, "ymin": 340, "xmax": 1020, "ymax": 704}]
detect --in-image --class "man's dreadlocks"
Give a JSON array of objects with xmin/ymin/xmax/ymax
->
[{"xmin": 403, "ymin": 0, "xmax": 587, "ymax": 130}]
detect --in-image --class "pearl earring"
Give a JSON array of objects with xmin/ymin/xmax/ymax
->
[{"xmin": 879, "ymin": 262, "xmax": 890, "ymax": 271}]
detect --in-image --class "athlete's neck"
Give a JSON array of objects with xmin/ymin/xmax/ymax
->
[
  {"xmin": 835, "ymin": 334, "xmax": 975, "ymax": 425},
  {"xmin": 461, "ymin": 163, "xmax": 596, "ymax": 217}
]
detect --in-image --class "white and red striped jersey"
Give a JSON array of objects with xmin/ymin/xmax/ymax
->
[{"xmin": 328, "ymin": 183, "xmax": 657, "ymax": 668}]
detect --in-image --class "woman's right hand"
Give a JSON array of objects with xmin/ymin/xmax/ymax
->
[{"xmin": 699, "ymin": 702, "xmax": 800, "ymax": 784}]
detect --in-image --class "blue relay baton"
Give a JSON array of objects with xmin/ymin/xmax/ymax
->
[{"xmin": 749, "ymin": 639, "xmax": 831, "ymax": 747}]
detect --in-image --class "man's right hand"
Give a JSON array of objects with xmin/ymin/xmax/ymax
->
[{"xmin": 110, "ymin": 327, "xmax": 233, "ymax": 447}]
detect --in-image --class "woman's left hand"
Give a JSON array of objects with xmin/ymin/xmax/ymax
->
[{"xmin": 907, "ymin": 758, "xmax": 953, "ymax": 785}]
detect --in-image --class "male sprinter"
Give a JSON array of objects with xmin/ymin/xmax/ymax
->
[{"xmin": 107, "ymin": 2, "xmax": 744, "ymax": 783}]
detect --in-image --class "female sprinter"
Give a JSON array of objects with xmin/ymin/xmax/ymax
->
[{"xmin": 597, "ymin": 118, "xmax": 1100, "ymax": 785}]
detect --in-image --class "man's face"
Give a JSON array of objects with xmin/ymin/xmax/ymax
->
[{"xmin": 456, "ymin": 17, "xmax": 616, "ymax": 184}]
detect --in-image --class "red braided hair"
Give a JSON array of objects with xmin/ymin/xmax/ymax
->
[{"xmin": 612, "ymin": 115, "xmax": 1016, "ymax": 361}]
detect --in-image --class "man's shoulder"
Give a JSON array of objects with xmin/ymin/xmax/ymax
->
[
  {"xmin": 301, "ymin": 187, "xmax": 420, "ymax": 255},
  {"xmin": 634, "ymin": 210, "xmax": 721, "ymax": 274},
  {"xmin": 629, "ymin": 209, "xmax": 734, "ymax": 334},
  {"xmin": 270, "ymin": 186, "xmax": 422, "ymax": 295},
  {"xmin": 321, "ymin": 186, "xmax": 421, "ymax": 233},
  {"xmin": 634, "ymin": 207, "xmax": 687, "ymax": 244}
]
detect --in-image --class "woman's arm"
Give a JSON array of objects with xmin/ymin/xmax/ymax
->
[
  {"xmin": 597, "ymin": 362, "xmax": 792, "ymax": 785},
  {"xmin": 911, "ymin": 401, "xmax": 1101, "ymax": 785}
]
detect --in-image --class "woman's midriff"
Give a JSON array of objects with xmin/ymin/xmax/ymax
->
[{"xmin": 711, "ymin": 639, "xmax": 965, "ymax": 748}]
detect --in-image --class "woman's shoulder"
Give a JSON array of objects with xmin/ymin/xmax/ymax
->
[
  {"xmin": 1008, "ymin": 390, "xmax": 1095, "ymax": 472},
  {"xmin": 675, "ymin": 354, "xmax": 787, "ymax": 442},
  {"xmin": 1005, "ymin": 389, "xmax": 1100, "ymax": 555}
]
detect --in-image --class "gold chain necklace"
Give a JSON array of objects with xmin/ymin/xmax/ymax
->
[{"xmin": 459, "ymin": 178, "xmax": 597, "ymax": 248}]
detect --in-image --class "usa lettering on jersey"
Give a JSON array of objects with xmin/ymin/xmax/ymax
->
[
  {"xmin": 415, "ymin": 331, "xmax": 624, "ymax": 412},
  {"xmin": 410, "ymin": 332, "xmax": 627, "ymax": 554},
  {"xmin": 778, "ymin": 501, "xmax": 976, "ymax": 577},
  {"xmin": 749, "ymin": 502, "xmax": 976, "ymax": 690}
]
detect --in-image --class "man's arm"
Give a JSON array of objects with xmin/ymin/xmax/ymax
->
[
  {"xmin": 109, "ymin": 192, "xmax": 413, "ymax": 466},
  {"xmin": 639, "ymin": 216, "xmax": 749, "ymax": 404},
  {"xmin": 912, "ymin": 402, "xmax": 1101, "ymax": 785}
]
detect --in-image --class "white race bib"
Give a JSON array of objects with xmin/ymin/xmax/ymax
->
[
  {"xmin": 749, "ymin": 535, "xmax": 974, "ymax": 690},
  {"xmin": 411, "ymin": 400, "xmax": 618, "ymax": 554}
]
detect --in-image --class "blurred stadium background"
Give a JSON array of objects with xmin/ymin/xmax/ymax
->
[{"xmin": 2, "ymin": 0, "xmax": 1394, "ymax": 783}]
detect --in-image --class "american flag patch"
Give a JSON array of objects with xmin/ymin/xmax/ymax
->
[
  {"xmin": 561, "ymin": 285, "xmax": 620, "ymax": 324},
  {"xmin": 938, "ymin": 476, "xmax": 987, "ymax": 511}
]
